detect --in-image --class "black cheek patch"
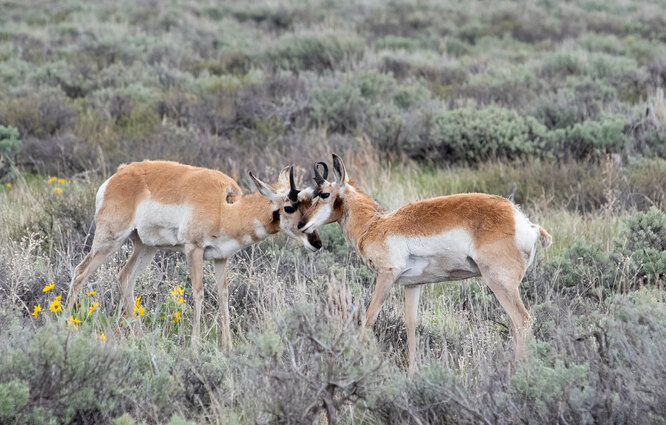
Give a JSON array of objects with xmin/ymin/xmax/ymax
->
[{"xmin": 272, "ymin": 210, "xmax": 280, "ymax": 223}]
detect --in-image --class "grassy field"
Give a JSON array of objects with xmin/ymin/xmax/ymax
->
[{"xmin": 1, "ymin": 0, "xmax": 666, "ymax": 424}]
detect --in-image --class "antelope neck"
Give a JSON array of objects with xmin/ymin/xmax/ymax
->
[{"xmin": 338, "ymin": 185, "xmax": 383, "ymax": 253}]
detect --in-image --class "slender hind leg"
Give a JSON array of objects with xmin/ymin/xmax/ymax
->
[
  {"xmin": 67, "ymin": 234, "xmax": 126, "ymax": 310},
  {"xmin": 186, "ymin": 243, "xmax": 204, "ymax": 348},
  {"xmin": 476, "ymin": 240, "xmax": 532, "ymax": 360},
  {"xmin": 404, "ymin": 285, "xmax": 422, "ymax": 373},
  {"xmin": 118, "ymin": 232, "xmax": 156, "ymax": 330},
  {"xmin": 214, "ymin": 259, "xmax": 232, "ymax": 349}
]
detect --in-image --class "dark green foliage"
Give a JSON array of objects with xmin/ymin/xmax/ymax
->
[
  {"xmin": 420, "ymin": 106, "xmax": 548, "ymax": 163},
  {"xmin": 265, "ymin": 32, "xmax": 363, "ymax": 72},
  {"xmin": 550, "ymin": 237, "xmax": 617, "ymax": 295},
  {"xmin": 0, "ymin": 125, "xmax": 20, "ymax": 154},
  {"xmin": 621, "ymin": 207, "xmax": 666, "ymax": 282},
  {"xmin": 549, "ymin": 116, "xmax": 629, "ymax": 160}
]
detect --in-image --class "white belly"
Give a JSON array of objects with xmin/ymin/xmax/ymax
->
[
  {"xmin": 134, "ymin": 200, "xmax": 193, "ymax": 247},
  {"xmin": 387, "ymin": 229, "xmax": 481, "ymax": 285}
]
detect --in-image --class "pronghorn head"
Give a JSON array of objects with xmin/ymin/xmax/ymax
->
[
  {"xmin": 248, "ymin": 165, "xmax": 323, "ymax": 252},
  {"xmin": 298, "ymin": 153, "xmax": 348, "ymax": 234}
]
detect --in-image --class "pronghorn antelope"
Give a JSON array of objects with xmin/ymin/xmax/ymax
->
[
  {"xmin": 66, "ymin": 160, "xmax": 322, "ymax": 347},
  {"xmin": 298, "ymin": 154, "xmax": 552, "ymax": 369}
]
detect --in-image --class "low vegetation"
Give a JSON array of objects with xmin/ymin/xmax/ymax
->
[{"xmin": 1, "ymin": 0, "xmax": 665, "ymax": 423}]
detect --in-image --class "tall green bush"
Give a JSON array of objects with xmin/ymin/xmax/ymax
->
[
  {"xmin": 0, "ymin": 125, "xmax": 21, "ymax": 154},
  {"xmin": 422, "ymin": 106, "xmax": 548, "ymax": 162}
]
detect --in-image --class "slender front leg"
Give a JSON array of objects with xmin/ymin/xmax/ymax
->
[
  {"xmin": 404, "ymin": 285, "xmax": 422, "ymax": 373},
  {"xmin": 186, "ymin": 243, "xmax": 204, "ymax": 348},
  {"xmin": 365, "ymin": 270, "xmax": 397, "ymax": 328},
  {"xmin": 214, "ymin": 258, "xmax": 232, "ymax": 349}
]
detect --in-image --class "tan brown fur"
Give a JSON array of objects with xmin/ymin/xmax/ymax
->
[
  {"xmin": 301, "ymin": 153, "xmax": 551, "ymax": 371},
  {"xmin": 67, "ymin": 160, "xmax": 319, "ymax": 349},
  {"xmin": 98, "ymin": 160, "xmax": 280, "ymax": 244}
]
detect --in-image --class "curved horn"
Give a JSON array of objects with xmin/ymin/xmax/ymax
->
[
  {"xmin": 288, "ymin": 165, "xmax": 299, "ymax": 202},
  {"xmin": 313, "ymin": 162, "xmax": 328, "ymax": 185}
]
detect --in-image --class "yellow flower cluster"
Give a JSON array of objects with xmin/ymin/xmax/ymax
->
[
  {"xmin": 172, "ymin": 311, "xmax": 181, "ymax": 323},
  {"xmin": 49, "ymin": 295, "xmax": 62, "ymax": 313},
  {"xmin": 170, "ymin": 285, "xmax": 186, "ymax": 304},
  {"xmin": 67, "ymin": 315, "xmax": 80, "ymax": 328},
  {"xmin": 5, "ymin": 183, "xmax": 11, "ymax": 189},
  {"xmin": 132, "ymin": 296, "xmax": 144, "ymax": 317},
  {"xmin": 96, "ymin": 333, "xmax": 106, "ymax": 343},
  {"xmin": 43, "ymin": 282, "xmax": 54, "ymax": 292},
  {"xmin": 89, "ymin": 301, "xmax": 98, "ymax": 315},
  {"xmin": 47, "ymin": 177, "xmax": 72, "ymax": 184},
  {"xmin": 47, "ymin": 176, "xmax": 73, "ymax": 195},
  {"xmin": 32, "ymin": 304, "xmax": 41, "ymax": 317}
]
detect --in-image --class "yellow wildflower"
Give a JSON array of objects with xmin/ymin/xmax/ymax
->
[
  {"xmin": 86, "ymin": 291, "xmax": 96, "ymax": 296},
  {"xmin": 52, "ymin": 187, "xmax": 63, "ymax": 195},
  {"xmin": 67, "ymin": 180, "xmax": 72, "ymax": 184},
  {"xmin": 172, "ymin": 311, "xmax": 181, "ymax": 323},
  {"xmin": 43, "ymin": 282, "xmax": 55, "ymax": 292},
  {"xmin": 6, "ymin": 183, "xmax": 11, "ymax": 188},
  {"xmin": 171, "ymin": 286, "xmax": 186, "ymax": 303},
  {"xmin": 89, "ymin": 301, "xmax": 97, "ymax": 315},
  {"xmin": 67, "ymin": 315, "xmax": 80, "ymax": 328},
  {"xmin": 32, "ymin": 304, "xmax": 41, "ymax": 318},
  {"xmin": 48, "ymin": 177, "xmax": 56, "ymax": 183},
  {"xmin": 132, "ymin": 296, "xmax": 144, "ymax": 316},
  {"xmin": 49, "ymin": 297, "xmax": 61, "ymax": 313},
  {"xmin": 58, "ymin": 178, "xmax": 66, "ymax": 184},
  {"xmin": 96, "ymin": 333, "xmax": 106, "ymax": 343}
]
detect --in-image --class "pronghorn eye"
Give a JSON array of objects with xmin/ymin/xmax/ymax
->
[
  {"xmin": 320, "ymin": 193, "xmax": 330, "ymax": 199},
  {"xmin": 283, "ymin": 206, "xmax": 296, "ymax": 214}
]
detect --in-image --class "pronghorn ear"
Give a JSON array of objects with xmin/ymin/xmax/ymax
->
[
  {"xmin": 277, "ymin": 166, "xmax": 291, "ymax": 186},
  {"xmin": 332, "ymin": 153, "xmax": 348, "ymax": 186},
  {"xmin": 247, "ymin": 171, "xmax": 279, "ymax": 200}
]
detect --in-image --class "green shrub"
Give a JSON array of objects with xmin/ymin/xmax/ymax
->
[
  {"xmin": 551, "ymin": 237, "xmax": 617, "ymax": 295},
  {"xmin": 393, "ymin": 83, "xmax": 430, "ymax": 109},
  {"xmin": 0, "ymin": 125, "xmax": 20, "ymax": 154},
  {"xmin": 243, "ymin": 305, "xmax": 384, "ymax": 424},
  {"xmin": 265, "ymin": 32, "xmax": 363, "ymax": 72},
  {"xmin": 0, "ymin": 89, "xmax": 73, "ymax": 137},
  {"xmin": 509, "ymin": 342, "xmax": 591, "ymax": 418},
  {"xmin": 421, "ymin": 106, "xmax": 548, "ymax": 163},
  {"xmin": 549, "ymin": 115, "xmax": 628, "ymax": 159},
  {"xmin": 0, "ymin": 380, "xmax": 29, "ymax": 421},
  {"xmin": 311, "ymin": 80, "xmax": 365, "ymax": 133},
  {"xmin": 621, "ymin": 207, "xmax": 666, "ymax": 282},
  {"xmin": 540, "ymin": 51, "xmax": 586, "ymax": 77}
]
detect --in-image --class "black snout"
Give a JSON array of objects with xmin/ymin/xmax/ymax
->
[
  {"xmin": 307, "ymin": 232, "xmax": 322, "ymax": 250},
  {"xmin": 298, "ymin": 220, "xmax": 306, "ymax": 230}
]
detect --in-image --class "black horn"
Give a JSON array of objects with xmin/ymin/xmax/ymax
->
[
  {"xmin": 313, "ymin": 161, "xmax": 328, "ymax": 185},
  {"xmin": 288, "ymin": 165, "xmax": 299, "ymax": 202}
]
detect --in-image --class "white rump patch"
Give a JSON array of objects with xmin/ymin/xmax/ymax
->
[
  {"xmin": 512, "ymin": 206, "xmax": 539, "ymax": 267},
  {"xmin": 95, "ymin": 178, "xmax": 110, "ymax": 214}
]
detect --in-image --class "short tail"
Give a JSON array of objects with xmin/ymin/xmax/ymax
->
[{"xmin": 538, "ymin": 225, "xmax": 552, "ymax": 248}]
